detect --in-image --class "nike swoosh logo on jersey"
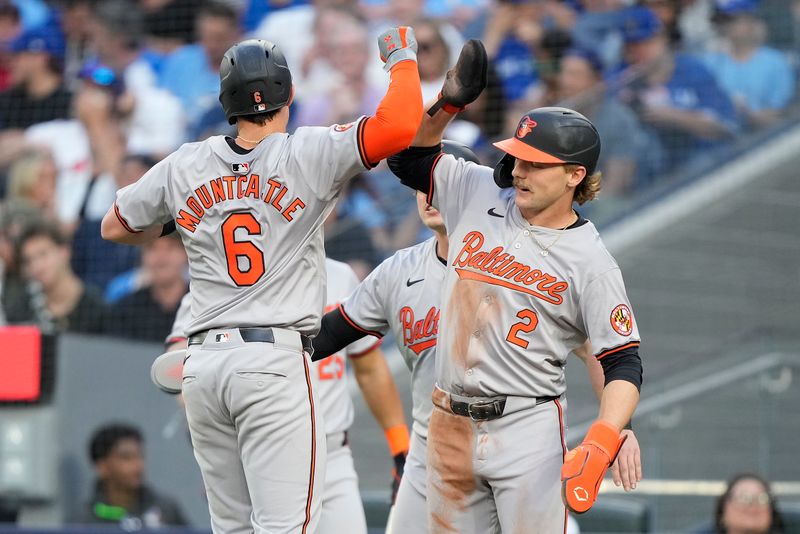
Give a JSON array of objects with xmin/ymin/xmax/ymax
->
[
  {"xmin": 487, "ymin": 208, "xmax": 505, "ymax": 218},
  {"xmin": 406, "ymin": 278, "xmax": 424, "ymax": 287}
]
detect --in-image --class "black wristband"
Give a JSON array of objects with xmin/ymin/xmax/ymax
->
[{"xmin": 160, "ymin": 220, "xmax": 176, "ymax": 237}]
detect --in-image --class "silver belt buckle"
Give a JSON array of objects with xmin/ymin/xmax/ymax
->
[{"xmin": 467, "ymin": 400, "xmax": 493, "ymax": 421}]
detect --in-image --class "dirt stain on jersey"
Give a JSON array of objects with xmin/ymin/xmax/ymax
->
[
  {"xmin": 427, "ymin": 389, "xmax": 476, "ymax": 533},
  {"xmin": 445, "ymin": 277, "xmax": 483, "ymax": 370}
]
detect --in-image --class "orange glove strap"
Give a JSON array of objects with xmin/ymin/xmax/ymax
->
[
  {"xmin": 384, "ymin": 424, "xmax": 410, "ymax": 457},
  {"xmin": 583, "ymin": 420, "xmax": 622, "ymax": 460}
]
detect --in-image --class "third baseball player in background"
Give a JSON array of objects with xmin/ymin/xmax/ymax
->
[{"xmin": 389, "ymin": 101, "xmax": 643, "ymax": 532}]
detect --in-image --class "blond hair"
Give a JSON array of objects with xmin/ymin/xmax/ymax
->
[
  {"xmin": 565, "ymin": 164, "xmax": 602, "ymax": 205},
  {"xmin": 8, "ymin": 149, "xmax": 53, "ymax": 202}
]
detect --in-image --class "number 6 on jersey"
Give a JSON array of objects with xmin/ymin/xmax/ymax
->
[{"xmin": 221, "ymin": 212, "xmax": 265, "ymax": 286}]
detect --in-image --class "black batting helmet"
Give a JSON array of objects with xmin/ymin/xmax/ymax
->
[
  {"xmin": 492, "ymin": 107, "xmax": 601, "ymax": 188},
  {"xmin": 441, "ymin": 139, "xmax": 480, "ymax": 165},
  {"xmin": 219, "ymin": 39, "xmax": 292, "ymax": 125}
]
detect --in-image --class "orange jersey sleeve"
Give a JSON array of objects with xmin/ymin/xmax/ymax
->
[{"xmin": 359, "ymin": 61, "xmax": 423, "ymax": 167}]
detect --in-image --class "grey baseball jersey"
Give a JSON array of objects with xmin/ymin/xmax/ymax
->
[
  {"xmin": 429, "ymin": 154, "xmax": 641, "ymax": 399},
  {"xmin": 114, "ymin": 120, "xmax": 370, "ymax": 336},
  {"xmin": 341, "ymin": 237, "xmax": 445, "ymax": 439}
]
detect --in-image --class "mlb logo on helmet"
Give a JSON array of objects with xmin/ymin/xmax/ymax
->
[{"xmin": 252, "ymin": 90, "xmax": 266, "ymax": 112}]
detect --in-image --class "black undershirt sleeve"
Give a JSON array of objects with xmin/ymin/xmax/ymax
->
[
  {"xmin": 387, "ymin": 145, "xmax": 441, "ymax": 195},
  {"xmin": 598, "ymin": 345, "xmax": 643, "ymax": 391},
  {"xmin": 311, "ymin": 307, "xmax": 376, "ymax": 362}
]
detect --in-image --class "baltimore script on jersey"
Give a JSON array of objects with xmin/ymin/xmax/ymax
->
[{"xmin": 452, "ymin": 230, "xmax": 569, "ymax": 305}]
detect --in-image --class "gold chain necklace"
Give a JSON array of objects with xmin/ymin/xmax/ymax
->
[
  {"xmin": 530, "ymin": 215, "xmax": 577, "ymax": 257},
  {"xmin": 236, "ymin": 132, "xmax": 270, "ymax": 145}
]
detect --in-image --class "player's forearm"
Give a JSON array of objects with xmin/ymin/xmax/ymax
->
[
  {"xmin": 411, "ymin": 104, "xmax": 458, "ymax": 147},
  {"xmin": 597, "ymin": 380, "xmax": 639, "ymax": 431},
  {"xmin": 361, "ymin": 61, "xmax": 423, "ymax": 165},
  {"xmin": 574, "ymin": 341, "xmax": 605, "ymax": 401},
  {"xmin": 352, "ymin": 350, "xmax": 407, "ymax": 431},
  {"xmin": 100, "ymin": 206, "xmax": 162, "ymax": 244}
]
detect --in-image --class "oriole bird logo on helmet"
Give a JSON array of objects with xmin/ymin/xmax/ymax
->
[{"xmin": 517, "ymin": 117, "xmax": 537, "ymax": 138}]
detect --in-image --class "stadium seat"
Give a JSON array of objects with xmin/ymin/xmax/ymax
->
[
  {"xmin": 576, "ymin": 497, "xmax": 651, "ymax": 533},
  {"xmin": 779, "ymin": 502, "xmax": 800, "ymax": 534}
]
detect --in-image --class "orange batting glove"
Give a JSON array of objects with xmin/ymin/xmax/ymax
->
[{"xmin": 561, "ymin": 420, "xmax": 627, "ymax": 514}]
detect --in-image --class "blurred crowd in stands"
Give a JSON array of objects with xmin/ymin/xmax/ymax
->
[{"xmin": 0, "ymin": 0, "xmax": 798, "ymax": 338}]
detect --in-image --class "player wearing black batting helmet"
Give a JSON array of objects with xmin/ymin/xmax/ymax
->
[
  {"xmin": 218, "ymin": 39, "xmax": 293, "ymax": 124},
  {"xmin": 440, "ymin": 139, "xmax": 481, "ymax": 165},
  {"xmin": 493, "ymin": 107, "xmax": 601, "ymax": 189}
]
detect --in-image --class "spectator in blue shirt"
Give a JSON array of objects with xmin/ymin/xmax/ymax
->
[
  {"xmin": 616, "ymin": 6, "xmax": 737, "ymax": 168},
  {"xmin": 159, "ymin": 2, "xmax": 240, "ymax": 131},
  {"xmin": 703, "ymin": 1, "xmax": 795, "ymax": 128},
  {"xmin": 482, "ymin": 1, "xmax": 540, "ymax": 102}
]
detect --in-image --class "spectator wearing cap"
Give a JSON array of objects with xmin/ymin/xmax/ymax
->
[
  {"xmin": 616, "ymin": 5, "xmax": 737, "ymax": 170},
  {"xmin": 703, "ymin": 0, "xmax": 794, "ymax": 128},
  {"xmin": 159, "ymin": 2, "xmax": 240, "ymax": 131},
  {"xmin": 76, "ymin": 423, "xmax": 187, "ymax": 527},
  {"xmin": 558, "ymin": 47, "xmax": 653, "ymax": 195},
  {"xmin": 0, "ymin": 26, "xmax": 70, "ymax": 130}
]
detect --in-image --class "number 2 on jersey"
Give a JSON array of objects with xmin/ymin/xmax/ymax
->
[
  {"xmin": 221, "ymin": 212, "xmax": 265, "ymax": 286},
  {"xmin": 506, "ymin": 309, "xmax": 539, "ymax": 349}
]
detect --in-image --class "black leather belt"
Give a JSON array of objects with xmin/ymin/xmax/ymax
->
[
  {"xmin": 449, "ymin": 395, "xmax": 558, "ymax": 421},
  {"xmin": 188, "ymin": 327, "xmax": 313, "ymax": 356}
]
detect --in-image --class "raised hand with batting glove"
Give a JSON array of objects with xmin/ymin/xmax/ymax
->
[
  {"xmin": 562, "ymin": 420, "xmax": 628, "ymax": 514},
  {"xmin": 378, "ymin": 26, "xmax": 418, "ymax": 71}
]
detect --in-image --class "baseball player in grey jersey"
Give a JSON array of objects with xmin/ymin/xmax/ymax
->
[
  {"xmin": 313, "ymin": 142, "xmax": 642, "ymax": 533},
  {"xmin": 153, "ymin": 259, "xmax": 409, "ymax": 534},
  {"xmin": 101, "ymin": 30, "xmax": 422, "ymax": 533},
  {"xmin": 388, "ymin": 101, "xmax": 643, "ymax": 531}
]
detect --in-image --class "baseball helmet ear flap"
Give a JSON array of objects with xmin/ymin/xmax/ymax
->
[
  {"xmin": 441, "ymin": 139, "xmax": 480, "ymax": 164},
  {"xmin": 494, "ymin": 153, "xmax": 515, "ymax": 188}
]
